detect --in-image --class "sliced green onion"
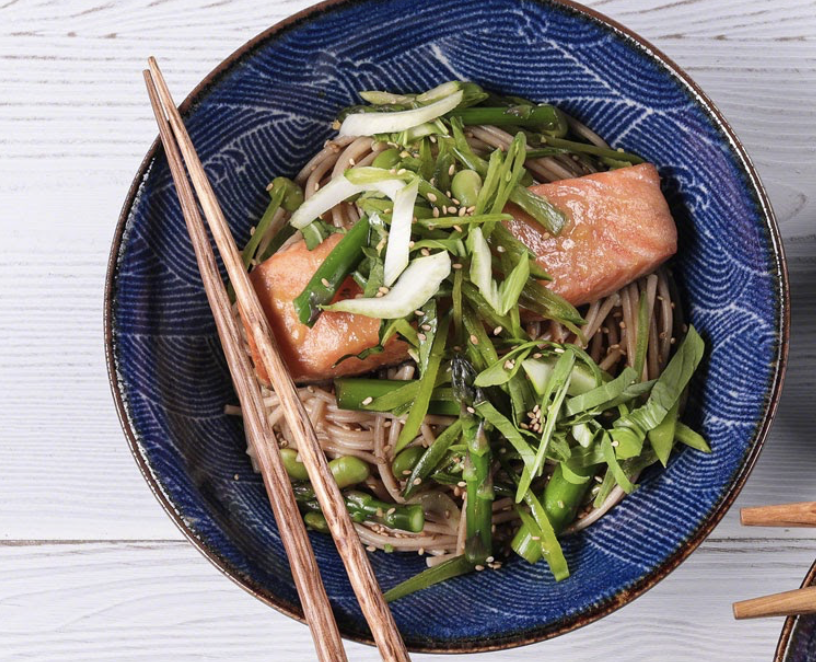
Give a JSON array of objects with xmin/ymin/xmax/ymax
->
[
  {"xmin": 384, "ymin": 555, "xmax": 474, "ymax": 602},
  {"xmin": 383, "ymin": 177, "xmax": 419, "ymax": 286},
  {"xmin": 339, "ymin": 90, "xmax": 464, "ymax": 137},
  {"xmin": 289, "ymin": 174, "xmax": 403, "ymax": 229},
  {"xmin": 323, "ymin": 251, "xmax": 451, "ymax": 319}
]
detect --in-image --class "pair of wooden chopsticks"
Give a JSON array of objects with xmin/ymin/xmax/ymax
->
[
  {"xmin": 733, "ymin": 502, "xmax": 816, "ymax": 620},
  {"xmin": 143, "ymin": 58, "xmax": 410, "ymax": 662}
]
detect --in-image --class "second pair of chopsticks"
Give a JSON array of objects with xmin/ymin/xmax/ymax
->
[
  {"xmin": 143, "ymin": 58, "xmax": 409, "ymax": 662},
  {"xmin": 733, "ymin": 502, "xmax": 816, "ymax": 620}
]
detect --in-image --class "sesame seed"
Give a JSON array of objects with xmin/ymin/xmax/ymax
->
[
  {"xmin": 457, "ymin": 481, "xmax": 467, "ymax": 488},
  {"xmin": 448, "ymin": 163, "xmax": 456, "ymax": 176},
  {"xmin": 452, "ymin": 263, "xmax": 463, "ymax": 270},
  {"xmin": 611, "ymin": 440, "xmax": 619, "ymax": 448},
  {"xmin": 321, "ymin": 277, "xmax": 331, "ymax": 288},
  {"xmin": 458, "ymin": 207, "xmax": 467, "ymax": 217},
  {"xmin": 234, "ymin": 473, "xmax": 240, "ymax": 480},
  {"xmin": 415, "ymin": 310, "xmax": 425, "ymax": 316},
  {"xmin": 397, "ymin": 168, "xmax": 407, "ymax": 175},
  {"xmin": 417, "ymin": 333, "xmax": 427, "ymax": 342},
  {"xmin": 594, "ymin": 475, "xmax": 603, "ymax": 483},
  {"xmin": 531, "ymin": 536, "xmax": 541, "ymax": 541},
  {"xmin": 532, "ymin": 352, "xmax": 542, "ymax": 359},
  {"xmin": 387, "ymin": 507, "xmax": 396, "ymax": 515},
  {"xmin": 421, "ymin": 323, "xmax": 432, "ymax": 331},
  {"xmin": 469, "ymin": 334, "xmax": 479, "ymax": 345},
  {"xmin": 466, "ymin": 406, "xmax": 475, "ymax": 414},
  {"xmin": 496, "ymin": 245, "xmax": 506, "ymax": 253},
  {"xmin": 427, "ymin": 193, "xmax": 437, "ymax": 202},
  {"xmin": 467, "ymin": 206, "xmax": 476, "ymax": 214},
  {"xmin": 408, "ymin": 241, "xmax": 415, "ymax": 248},
  {"xmin": 361, "ymin": 396, "xmax": 374, "ymax": 405},
  {"xmin": 366, "ymin": 545, "xmax": 376, "ymax": 552},
  {"xmin": 313, "ymin": 182, "xmax": 320, "ymax": 191},
  {"xmin": 349, "ymin": 157, "xmax": 356, "ymax": 166},
  {"xmin": 432, "ymin": 207, "xmax": 440, "ymax": 218},
  {"xmin": 493, "ymin": 326, "xmax": 503, "ymax": 335},
  {"xmin": 402, "ymin": 469, "xmax": 412, "ymax": 476},
  {"xmin": 413, "ymin": 478, "xmax": 422, "ymax": 485},
  {"xmin": 379, "ymin": 286, "xmax": 390, "ymax": 294},
  {"xmin": 418, "ymin": 547, "xmax": 425, "ymax": 555},
  {"xmin": 486, "ymin": 556, "xmax": 495, "ymax": 563},
  {"xmin": 453, "ymin": 223, "xmax": 463, "ymax": 232},
  {"xmin": 249, "ymin": 226, "xmax": 256, "ymax": 236},
  {"xmin": 451, "ymin": 198, "xmax": 460, "ymax": 205},
  {"xmin": 475, "ymin": 565, "xmax": 485, "ymax": 571}
]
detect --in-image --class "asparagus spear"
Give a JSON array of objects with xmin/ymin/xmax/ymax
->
[
  {"xmin": 452, "ymin": 355, "xmax": 493, "ymax": 566},
  {"xmin": 293, "ymin": 484, "xmax": 425, "ymax": 533},
  {"xmin": 292, "ymin": 216, "xmax": 370, "ymax": 326}
]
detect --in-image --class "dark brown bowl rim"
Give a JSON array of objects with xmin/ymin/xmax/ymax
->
[
  {"xmin": 775, "ymin": 560, "xmax": 816, "ymax": 661},
  {"xmin": 104, "ymin": 0, "xmax": 790, "ymax": 653}
]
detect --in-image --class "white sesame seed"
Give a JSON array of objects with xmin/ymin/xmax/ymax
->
[
  {"xmin": 453, "ymin": 223, "xmax": 463, "ymax": 232},
  {"xmin": 493, "ymin": 326, "xmax": 503, "ymax": 336},
  {"xmin": 415, "ymin": 310, "xmax": 425, "ymax": 316},
  {"xmin": 475, "ymin": 565, "xmax": 485, "ymax": 571},
  {"xmin": 496, "ymin": 245, "xmax": 506, "ymax": 253},
  {"xmin": 427, "ymin": 193, "xmax": 437, "ymax": 202},
  {"xmin": 361, "ymin": 396, "xmax": 374, "ymax": 406},
  {"xmin": 469, "ymin": 334, "xmax": 479, "ymax": 345},
  {"xmin": 417, "ymin": 333, "xmax": 427, "ymax": 342},
  {"xmin": 466, "ymin": 406, "xmax": 475, "ymax": 414},
  {"xmin": 321, "ymin": 277, "xmax": 330, "ymax": 288},
  {"xmin": 413, "ymin": 478, "xmax": 422, "ymax": 485},
  {"xmin": 432, "ymin": 207, "xmax": 440, "ymax": 218},
  {"xmin": 448, "ymin": 163, "xmax": 456, "ymax": 176},
  {"xmin": 458, "ymin": 207, "xmax": 467, "ymax": 217}
]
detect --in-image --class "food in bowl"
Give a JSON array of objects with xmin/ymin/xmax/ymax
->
[{"xmin": 226, "ymin": 80, "xmax": 711, "ymax": 599}]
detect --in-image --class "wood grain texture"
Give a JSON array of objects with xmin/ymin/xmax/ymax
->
[
  {"xmin": 1, "ymin": 0, "xmax": 815, "ymax": 659},
  {"xmin": 1, "ymin": 539, "xmax": 814, "ymax": 661}
]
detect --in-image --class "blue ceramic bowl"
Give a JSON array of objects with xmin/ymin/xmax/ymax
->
[
  {"xmin": 105, "ymin": 0, "xmax": 789, "ymax": 652},
  {"xmin": 776, "ymin": 562, "xmax": 816, "ymax": 662}
]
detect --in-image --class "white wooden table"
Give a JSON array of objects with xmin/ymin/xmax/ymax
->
[{"xmin": 2, "ymin": 0, "xmax": 814, "ymax": 659}]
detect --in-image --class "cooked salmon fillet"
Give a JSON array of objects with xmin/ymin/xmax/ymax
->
[
  {"xmin": 506, "ymin": 163, "xmax": 677, "ymax": 306},
  {"xmin": 247, "ymin": 234, "xmax": 408, "ymax": 383}
]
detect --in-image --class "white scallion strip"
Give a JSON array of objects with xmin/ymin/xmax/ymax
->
[
  {"xmin": 324, "ymin": 251, "xmax": 451, "ymax": 318},
  {"xmin": 383, "ymin": 178, "xmax": 419, "ymax": 286},
  {"xmin": 416, "ymin": 81, "xmax": 462, "ymax": 103},
  {"xmin": 359, "ymin": 90, "xmax": 415, "ymax": 105},
  {"xmin": 467, "ymin": 227, "xmax": 500, "ymax": 310},
  {"xmin": 338, "ymin": 90, "xmax": 463, "ymax": 138},
  {"xmin": 289, "ymin": 175, "xmax": 403, "ymax": 229}
]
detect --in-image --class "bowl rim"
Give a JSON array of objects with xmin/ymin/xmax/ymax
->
[
  {"xmin": 104, "ymin": 0, "xmax": 790, "ymax": 653},
  {"xmin": 775, "ymin": 560, "xmax": 816, "ymax": 662}
]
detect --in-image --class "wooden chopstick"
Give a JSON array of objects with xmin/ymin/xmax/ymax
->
[
  {"xmin": 741, "ymin": 502, "xmax": 816, "ymax": 528},
  {"xmin": 733, "ymin": 586, "xmax": 816, "ymax": 620},
  {"xmin": 143, "ymin": 71, "xmax": 347, "ymax": 662},
  {"xmin": 145, "ymin": 58, "xmax": 410, "ymax": 662}
]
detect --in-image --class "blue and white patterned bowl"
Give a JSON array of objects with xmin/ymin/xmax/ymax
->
[
  {"xmin": 776, "ymin": 561, "xmax": 816, "ymax": 662},
  {"xmin": 105, "ymin": 0, "xmax": 789, "ymax": 652}
]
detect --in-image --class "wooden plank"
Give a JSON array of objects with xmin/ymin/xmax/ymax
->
[{"xmin": 0, "ymin": 539, "xmax": 812, "ymax": 660}]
